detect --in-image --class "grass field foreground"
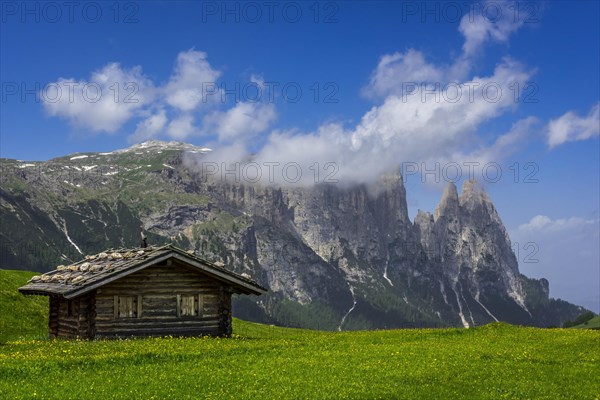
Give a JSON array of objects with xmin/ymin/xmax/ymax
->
[
  {"xmin": 1, "ymin": 321, "xmax": 599, "ymax": 399},
  {"xmin": 0, "ymin": 270, "xmax": 599, "ymax": 399}
]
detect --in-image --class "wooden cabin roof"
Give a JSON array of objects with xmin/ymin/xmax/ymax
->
[{"xmin": 18, "ymin": 244, "xmax": 267, "ymax": 298}]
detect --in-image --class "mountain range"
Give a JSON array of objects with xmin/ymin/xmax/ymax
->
[{"xmin": 0, "ymin": 140, "xmax": 586, "ymax": 329}]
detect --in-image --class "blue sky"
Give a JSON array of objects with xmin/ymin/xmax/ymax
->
[{"xmin": 1, "ymin": 1, "xmax": 599, "ymax": 311}]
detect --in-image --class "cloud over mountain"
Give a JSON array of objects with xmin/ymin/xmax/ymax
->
[{"xmin": 41, "ymin": 1, "xmax": 598, "ymax": 187}]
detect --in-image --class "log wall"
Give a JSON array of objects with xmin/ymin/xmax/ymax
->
[
  {"xmin": 92, "ymin": 262, "xmax": 232, "ymax": 338},
  {"xmin": 48, "ymin": 296, "xmax": 59, "ymax": 338},
  {"xmin": 50, "ymin": 293, "xmax": 96, "ymax": 339}
]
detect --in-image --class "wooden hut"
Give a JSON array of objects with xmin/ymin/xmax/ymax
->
[{"xmin": 18, "ymin": 244, "xmax": 266, "ymax": 339}]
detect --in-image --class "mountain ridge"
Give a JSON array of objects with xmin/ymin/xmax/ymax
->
[{"xmin": 0, "ymin": 141, "xmax": 586, "ymax": 329}]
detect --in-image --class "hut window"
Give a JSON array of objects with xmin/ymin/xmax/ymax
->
[
  {"xmin": 177, "ymin": 294, "xmax": 202, "ymax": 317},
  {"xmin": 114, "ymin": 295, "xmax": 142, "ymax": 319}
]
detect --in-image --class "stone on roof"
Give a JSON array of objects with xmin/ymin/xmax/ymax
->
[{"xmin": 19, "ymin": 244, "xmax": 266, "ymax": 298}]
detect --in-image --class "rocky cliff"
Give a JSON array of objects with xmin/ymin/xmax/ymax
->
[{"xmin": 0, "ymin": 141, "xmax": 585, "ymax": 329}]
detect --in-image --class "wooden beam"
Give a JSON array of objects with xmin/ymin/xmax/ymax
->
[
  {"xmin": 113, "ymin": 295, "xmax": 118, "ymax": 320},
  {"xmin": 137, "ymin": 294, "xmax": 142, "ymax": 318}
]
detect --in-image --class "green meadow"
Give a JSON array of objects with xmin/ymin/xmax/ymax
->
[
  {"xmin": 1, "ymin": 270, "xmax": 598, "ymax": 399},
  {"xmin": 572, "ymin": 316, "xmax": 600, "ymax": 330}
]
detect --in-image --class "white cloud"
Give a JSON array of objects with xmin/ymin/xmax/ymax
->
[
  {"xmin": 196, "ymin": 142, "xmax": 251, "ymax": 169},
  {"xmin": 43, "ymin": 3, "xmax": 552, "ymax": 189},
  {"xmin": 167, "ymin": 114, "xmax": 198, "ymax": 140},
  {"xmin": 203, "ymin": 102, "xmax": 276, "ymax": 142},
  {"xmin": 459, "ymin": 0, "xmax": 526, "ymax": 57},
  {"xmin": 518, "ymin": 215, "xmax": 599, "ymax": 233},
  {"xmin": 292, "ymin": 0, "xmax": 538, "ymax": 187},
  {"xmin": 518, "ymin": 215, "xmax": 552, "ymax": 231},
  {"xmin": 245, "ymin": 57, "xmax": 534, "ymax": 186},
  {"xmin": 130, "ymin": 109, "xmax": 168, "ymax": 142},
  {"xmin": 355, "ymin": 58, "xmax": 530, "ymax": 152},
  {"xmin": 43, "ymin": 49, "xmax": 275, "ymax": 142},
  {"xmin": 457, "ymin": 116, "xmax": 538, "ymax": 165},
  {"xmin": 250, "ymin": 74, "xmax": 265, "ymax": 88},
  {"xmin": 163, "ymin": 50, "xmax": 222, "ymax": 112},
  {"xmin": 42, "ymin": 63, "xmax": 154, "ymax": 133},
  {"xmin": 547, "ymin": 103, "xmax": 600, "ymax": 148},
  {"xmin": 364, "ymin": 1, "xmax": 527, "ymax": 100},
  {"xmin": 364, "ymin": 50, "xmax": 446, "ymax": 99}
]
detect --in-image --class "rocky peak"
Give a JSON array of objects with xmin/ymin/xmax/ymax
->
[
  {"xmin": 377, "ymin": 171, "xmax": 405, "ymax": 190},
  {"xmin": 373, "ymin": 172, "xmax": 410, "ymax": 225},
  {"xmin": 415, "ymin": 209, "xmax": 434, "ymax": 226},
  {"xmin": 459, "ymin": 179, "xmax": 492, "ymax": 210},
  {"xmin": 457, "ymin": 179, "xmax": 502, "ymax": 230},
  {"xmin": 434, "ymin": 182, "xmax": 459, "ymax": 221},
  {"xmin": 414, "ymin": 209, "xmax": 435, "ymax": 248}
]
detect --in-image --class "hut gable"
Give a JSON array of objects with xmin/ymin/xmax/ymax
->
[{"xmin": 19, "ymin": 244, "xmax": 266, "ymax": 339}]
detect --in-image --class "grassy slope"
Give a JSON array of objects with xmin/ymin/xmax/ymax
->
[
  {"xmin": 0, "ymin": 270, "xmax": 47, "ymax": 342},
  {"xmin": 1, "ymin": 271, "xmax": 599, "ymax": 399},
  {"xmin": 571, "ymin": 315, "xmax": 600, "ymax": 330}
]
